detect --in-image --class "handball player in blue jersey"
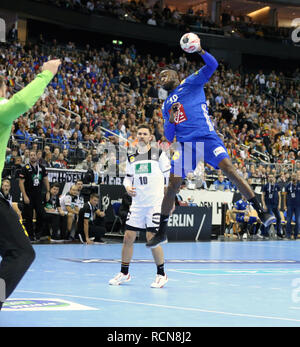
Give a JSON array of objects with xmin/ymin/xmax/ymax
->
[{"xmin": 146, "ymin": 35, "xmax": 275, "ymax": 248}]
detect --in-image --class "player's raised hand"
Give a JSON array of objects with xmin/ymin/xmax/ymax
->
[{"xmin": 42, "ymin": 59, "xmax": 61, "ymax": 76}]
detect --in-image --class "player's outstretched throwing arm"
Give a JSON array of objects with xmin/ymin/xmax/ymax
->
[
  {"xmin": 193, "ymin": 49, "xmax": 218, "ymax": 83},
  {"xmin": 161, "ymin": 38, "xmax": 218, "ymax": 144}
]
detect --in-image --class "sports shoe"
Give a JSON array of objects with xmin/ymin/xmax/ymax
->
[
  {"xmin": 78, "ymin": 234, "xmax": 95, "ymax": 244},
  {"xmin": 260, "ymin": 213, "xmax": 276, "ymax": 228},
  {"xmin": 50, "ymin": 237, "xmax": 64, "ymax": 243},
  {"xmin": 109, "ymin": 272, "xmax": 131, "ymax": 286},
  {"xmin": 151, "ymin": 274, "xmax": 168, "ymax": 288},
  {"xmin": 94, "ymin": 239, "xmax": 106, "ymax": 245},
  {"xmin": 146, "ymin": 232, "xmax": 168, "ymax": 249}
]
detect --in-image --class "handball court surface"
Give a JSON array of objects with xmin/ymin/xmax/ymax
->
[{"xmin": 1, "ymin": 240, "xmax": 300, "ymax": 327}]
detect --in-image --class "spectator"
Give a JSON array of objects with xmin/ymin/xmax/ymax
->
[
  {"xmin": 15, "ymin": 124, "xmax": 32, "ymax": 145},
  {"xmin": 213, "ymin": 174, "xmax": 231, "ymax": 191},
  {"xmin": 52, "ymin": 152, "xmax": 67, "ymax": 168}
]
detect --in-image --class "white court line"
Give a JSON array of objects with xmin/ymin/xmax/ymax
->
[
  {"xmin": 15, "ymin": 289, "xmax": 300, "ymax": 324},
  {"xmin": 168, "ymin": 269, "xmax": 300, "ymax": 276}
]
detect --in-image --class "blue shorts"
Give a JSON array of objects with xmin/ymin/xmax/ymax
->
[
  {"xmin": 170, "ymin": 134, "xmax": 229, "ymax": 178},
  {"xmin": 236, "ymin": 215, "xmax": 257, "ymax": 224}
]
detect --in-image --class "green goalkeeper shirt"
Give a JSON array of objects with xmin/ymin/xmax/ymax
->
[{"xmin": 0, "ymin": 70, "xmax": 54, "ymax": 186}]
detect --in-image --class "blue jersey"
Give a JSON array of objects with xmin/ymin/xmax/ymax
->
[
  {"xmin": 284, "ymin": 182, "xmax": 300, "ymax": 206},
  {"xmin": 163, "ymin": 52, "xmax": 218, "ymax": 143},
  {"xmin": 262, "ymin": 183, "xmax": 281, "ymax": 206},
  {"xmin": 234, "ymin": 199, "xmax": 248, "ymax": 218}
]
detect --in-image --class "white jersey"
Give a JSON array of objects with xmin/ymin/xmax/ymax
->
[
  {"xmin": 124, "ymin": 147, "xmax": 170, "ymax": 208},
  {"xmin": 59, "ymin": 193, "xmax": 79, "ymax": 212}
]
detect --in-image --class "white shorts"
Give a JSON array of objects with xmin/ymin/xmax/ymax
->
[{"xmin": 125, "ymin": 205, "xmax": 161, "ymax": 233}]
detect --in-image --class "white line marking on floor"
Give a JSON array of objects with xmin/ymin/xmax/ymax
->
[
  {"xmin": 15, "ymin": 289, "xmax": 300, "ymax": 323},
  {"xmin": 168, "ymin": 269, "xmax": 300, "ymax": 276}
]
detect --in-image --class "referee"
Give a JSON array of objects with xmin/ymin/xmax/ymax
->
[{"xmin": 0, "ymin": 59, "xmax": 61, "ymax": 310}]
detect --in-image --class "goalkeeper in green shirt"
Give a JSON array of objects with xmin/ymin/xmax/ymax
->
[{"xmin": 0, "ymin": 59, "xmax": 61, "ymax": 310}]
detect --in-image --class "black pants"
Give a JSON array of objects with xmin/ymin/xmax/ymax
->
[
  {"xmin": 23, "ymin": 193, "xmax": 45, "ymax": 238},
  {"xmin": 78, "ymin": 224, "xmax": 106, "ymax": 242},
  {"xmin": 0, "ymin": 198, "xmax": 35, "ymax": 309},
  {"xmin": 43, "ymin": 213, "xmax": 60, "ymax": 238},
  {"xmin": 261, "ymin": 205, "xmax": 282, "ymax": 235}
]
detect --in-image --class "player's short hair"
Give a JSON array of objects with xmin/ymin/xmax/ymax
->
[
  {"xmin": 1, "ymin": 178, "xmax": 10, "ymax": 185},
  {"xmin": 51, "ymin": 182, "xmax": 60, "ymax": 189},
  {"xmin": 137, "ymin": 124, "xmax": 152, "ymax": 134},
  {"xmin": 90, "ymin": 193, "xmax": 99, "ymax": 200}
]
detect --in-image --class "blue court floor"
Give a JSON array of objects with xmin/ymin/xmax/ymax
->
[{"xmin": 1, "ymin": 240, "xmax": 300, "ymax": 327}]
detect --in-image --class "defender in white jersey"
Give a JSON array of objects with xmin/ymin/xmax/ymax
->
[{"xmin": 109, "ymin": 125, "xmax": 171, "ymax": 288}]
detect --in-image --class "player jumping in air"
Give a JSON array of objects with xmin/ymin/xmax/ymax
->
[{"xmin": 146, "ymin": 35, "xmax": 275, "ymax": 248}]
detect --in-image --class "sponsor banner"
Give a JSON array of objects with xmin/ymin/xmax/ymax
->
[
  {"xmin": 47, "ymin": 170, "xmax": 125, "ymax": 185},
  {"xmin": 136, "ymin": 206, "xmax": 212, "ymax": 242},
  {"xmin": 99, "ymin": 175, "xmax": 125, "ymax": 185},
  {"xmin": 167, "ymin": 206, "xmax": 212, "ymax": 241},
  {"xmin": 47, "ymin": 168, "xmax": 87, "ymax": 183},
  {"xmin": 99, "ymin": 184, "xmax": 126, "ymax": 224},
  {"xmin": 2, "ymin": 298, "xmax": 97, "ymax": 311},
  {"xmin": 179, "ymin": 190, "xmax": 234, "ymax": 225}
]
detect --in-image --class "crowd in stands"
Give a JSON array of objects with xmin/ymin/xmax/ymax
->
[
  {"xmin": 32, "ymin": 0, "xmax": 294, "ymax": 44},
  {"xmin": 0, "ymin": 33, "xmax": 299, "ymax": 187}
]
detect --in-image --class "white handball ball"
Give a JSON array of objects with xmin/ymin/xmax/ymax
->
[{"xmin": 180, "ymin": 32, "xmax": 200, "ymax": 53}]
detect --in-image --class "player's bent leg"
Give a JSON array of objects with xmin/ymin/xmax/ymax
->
[
  {"xmin": 218, "ymin": 158, "xmax": 276, "ymax": 228},
  {"xmin": 161, "ymin": 174, "xmax": 183, "ymax": 216},
  {"xmin": 146, "ymin": 174, "xmax": 182, "ymax": 249}
]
